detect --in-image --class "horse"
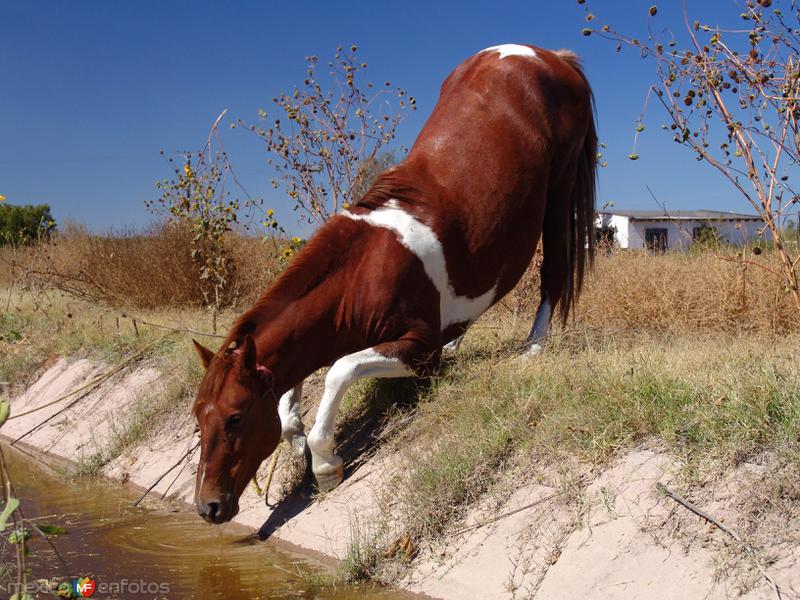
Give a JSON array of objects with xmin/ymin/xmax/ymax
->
[{"xmin": 191, "ymin": 43, "xmax": 597, "ymax": 524}]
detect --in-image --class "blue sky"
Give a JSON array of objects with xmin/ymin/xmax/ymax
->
[{"xmin": 1, "ymin": 0, "xmax": 752, "ymax": 234}]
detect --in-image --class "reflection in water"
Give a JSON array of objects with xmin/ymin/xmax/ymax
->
[{"xmin": 5, "ymin": 444, "xmax": 409, "ymax": 599}]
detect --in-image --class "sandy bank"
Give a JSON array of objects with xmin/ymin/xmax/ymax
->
[{"xmin": 5, "ymin": 357, "xmax": 799, "ymax": 599}]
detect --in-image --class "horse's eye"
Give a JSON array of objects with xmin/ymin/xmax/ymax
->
[{"xmin": 225, "ymin": 414, "xmax": 244, "ymax": 429}]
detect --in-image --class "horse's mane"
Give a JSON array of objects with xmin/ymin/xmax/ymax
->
[
  {"xmin": 352, "ymin": 169, "xmax": 425, "ymax": 210},
  {"xmin": 223, "ymin": 169, "xmax": 424, "ymax": 346}
]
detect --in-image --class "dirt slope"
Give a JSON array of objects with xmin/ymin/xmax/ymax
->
[{"xmin": 4, "ymin": 358, "xmax": 798, "ymax": 600}]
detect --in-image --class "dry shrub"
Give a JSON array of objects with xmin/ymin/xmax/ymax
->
[
  {"xmin": 505, "ymin": 248, "xmax": 797, "ymax": 334},
  {"xmin": 579, "ymin": 249, "xmax": 796, "ymax": 333},
  {"xmin": 5, "ymin": 223, "xmax": 282, "ymax": 310},
  {"xmin": 0, "ymin": 247, "xmax": 19, "ymax": 288},
  {"xmin": 226, "ymin": 235, "xmax": 285, "ymax": 306}
]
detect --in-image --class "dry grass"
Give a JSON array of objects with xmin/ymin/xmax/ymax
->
[
  {"xmin": 375, "ymin": 314, "xmax": 800, "ymax": 544},
  {"xmin": 2, "ymin": 228, "xmax": 799, "ymax": 586},
  {"xmin": 330, "ymin": 312, "xmax": 800, "ymax": 580},
  {"xmin": 500, "ymin": 246, "xmax": 797, "ymax": 334},
  {"xmin": 2, "ymin": 226, "xmax": 796, "ymax": 334},
  {"xmin": 0, "ymin": 287, "xmax": 237, "ymax": 389},
  {"xmin": 577, "ymin": 249, "xmax": 796, "ymax": 333},
  {"xmin": 0, "ymin": 223, "xmax": 284, "ymax": 310}
]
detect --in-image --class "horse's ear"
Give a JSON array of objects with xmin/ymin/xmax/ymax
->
[
  {"xmin": 239, "ymin": 335, "xmax": 257, "ymax": 371},
  {"xmin": 193, "ymin": 339, "xmax": 215, "ymax": 370},
  {"xmin": 255, "ymin": 364, "xmax": 273, "ymax": 389}
]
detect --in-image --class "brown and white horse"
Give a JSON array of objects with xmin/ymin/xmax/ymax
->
[{"xmin": 192, "ymin": 44, "xmax": 597, "ymax": 524}]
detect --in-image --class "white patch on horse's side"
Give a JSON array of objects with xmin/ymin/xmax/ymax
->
[
  {"xmin": 343, "ymin": 205, "xmax": 497, "ymax": 330},
  {"xmin": 481, "ymin": 44, "xmax": 537, "ymax": 60}
]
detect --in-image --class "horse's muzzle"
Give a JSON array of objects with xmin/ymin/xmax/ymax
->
[{"xmin": 196, "ymin": 493, "xmax": 238, "ymax": 524}]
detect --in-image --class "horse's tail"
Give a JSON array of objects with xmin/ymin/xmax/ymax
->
[{"xmin": 554, "ymin": 49, "xmax": 597, "ymax": 323}]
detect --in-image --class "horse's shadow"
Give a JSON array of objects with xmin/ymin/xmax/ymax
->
[{"xmin": 257, "ymin": 375, "xmax": 426, "ymax": 540}]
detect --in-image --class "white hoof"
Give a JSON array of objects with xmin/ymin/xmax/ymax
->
[
  {"xmin": 443, "ymin": 334, "xmax": 465, "ymax": 355},
  {"xmin": 290, "ymin": 434, "xmax": 307, "ymax": 458},
  {"xmin": 311, "ymin": 454, "xmax": 344, "ymax": 492},
  {"xmin": 524, "ymin": 342, "xmax": 543, "ymax": 356}
]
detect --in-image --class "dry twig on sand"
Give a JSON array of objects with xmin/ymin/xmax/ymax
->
[
  {"xmin": 133, "ymin": 441, "xmax": 200, "ymax": 507},
  {"xmin": 10, "ymin": 335, "xmax": 174, "ymax": 444},
  {"xmin": 656, "ymin": 482, "xmax": 783, "ymax": 600}
]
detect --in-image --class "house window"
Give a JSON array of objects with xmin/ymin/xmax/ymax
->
[
  {"xmin": 596, "ymin": 225, "xmax": 616, "ymax": 246},
  {"xmin": 644, "ymin": 228, "xmax": 668, "ymax": 253}
]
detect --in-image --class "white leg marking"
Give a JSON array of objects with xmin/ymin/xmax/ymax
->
[
  {"xmin": 481, "ymin": 44, "xmax": 537, "ymax": 60},
  {"xmin": 443, "ymin": 333, "xmax": 466, "ymax": 354},
  {"xmin": 525, "ymin": 294, "xmax": 552, "ymax": 356},
  {"xmin": 343, "ymin": 205, "xmax": 497, "ymax": 330},
  {"xmin": 278, "ymin": 382, "xmax": 306, "ymax": 456},
  {"xmin": 306, "ymin": 348, "xmax": 412, "ymax": 488}
]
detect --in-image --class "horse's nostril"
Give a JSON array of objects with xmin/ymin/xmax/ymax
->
[{"xmin": 198, "ymin": 500, "xmax": 220, "ymax": 521}]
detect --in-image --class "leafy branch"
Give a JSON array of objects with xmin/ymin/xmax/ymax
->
[{"xmin": 236, "ymin": 45, "xmax": 414, "ymax": 224}]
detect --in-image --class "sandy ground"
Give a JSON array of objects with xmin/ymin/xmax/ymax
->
[{"xmin": 4, "ymin": 358, "xmax": 799, "ymax": 600}]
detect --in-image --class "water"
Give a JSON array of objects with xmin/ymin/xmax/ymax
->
[{"xmin": 4, "ymin": 444, "xmax": 411, "ymax": 599}]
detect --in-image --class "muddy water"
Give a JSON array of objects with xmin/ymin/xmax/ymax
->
[{"xmin": 5, "ymin": 445, "xmax": 412, "ymax": 599}]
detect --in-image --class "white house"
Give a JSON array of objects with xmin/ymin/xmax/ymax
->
[{"xmin": 596, "ymin": 209, "xmax": 769, "ymax": 251}]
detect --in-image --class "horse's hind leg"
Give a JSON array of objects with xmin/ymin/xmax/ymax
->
[
  {"xmin": 524, "ymin": 291, "xmax": 553, "ymax": 355},
  {"xmin": 443, "ymin": 333, "xmax": 466, "ymax": 354},
  {"xmin": 523, "ymin": 180, "xmax": 574, "ymax": 355},
  {"xmin": 278, "ymin": 382, "xmax": 307, "ymax": 457},
  {"xmin": 442, "ymin": 322, "xmax": 470, "ymax": 354}
]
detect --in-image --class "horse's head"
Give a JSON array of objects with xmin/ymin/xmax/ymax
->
[{"xmin": 191, "ymin": 335, "xmax": 281, "ymax": 524}]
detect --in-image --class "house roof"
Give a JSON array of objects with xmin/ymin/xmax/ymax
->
[{"xmin": 598, "ymin": 209, "xmax": 761, "ymax": 221}]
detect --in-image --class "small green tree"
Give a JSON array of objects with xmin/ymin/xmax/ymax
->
[
  {"xmin": 691, "ymin": 223, "xmax": 722, "ymax": 250},
  {"xmin": 238, "ymin": 46, "xmax": 414, "ymax": 224},
  {"xmin": 0, "ymin": 203, "xmax": 56, "ymax": 246}
]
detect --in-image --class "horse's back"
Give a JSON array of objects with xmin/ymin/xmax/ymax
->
[
  {"xmin": 411, "ymin": 45, "xmax": 591, "ymax": 170},
  {"xmin": 394, "ymin": 46, "xmax": 593, "ymax": 297}
]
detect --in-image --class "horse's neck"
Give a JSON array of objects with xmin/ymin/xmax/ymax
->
[
  {"xmin": 245, "ymin": 304, "xmax": 334, "ymax": 393},
  {"xmin": 237, "ymin": 225, "xmax": 360, "ymax": 392}
]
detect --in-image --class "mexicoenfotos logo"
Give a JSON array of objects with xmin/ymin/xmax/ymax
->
[
  {"xmin": 52, "ymin": 577, "xmax": 170, "ymax": 597},
  {"xmin": 55, "ymin": 577, "xmax": 96, "ymax": 597},
  {"xmin": 73, "ymin": 577, "xmax": 97, "ymax": 597}
]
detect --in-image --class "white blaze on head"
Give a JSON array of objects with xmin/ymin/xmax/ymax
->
[{"xmin": 481, "ymin": 44, "xmax": 537, "ymax": 60}]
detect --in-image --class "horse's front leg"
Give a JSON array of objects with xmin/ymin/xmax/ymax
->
[
  {"xmin": 278, "ymin": 382, "xmax": 307, "ymax": 457},
  {"xmin": 306, "ymin": 340, "xmax": 424, "ymax": 492}
]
